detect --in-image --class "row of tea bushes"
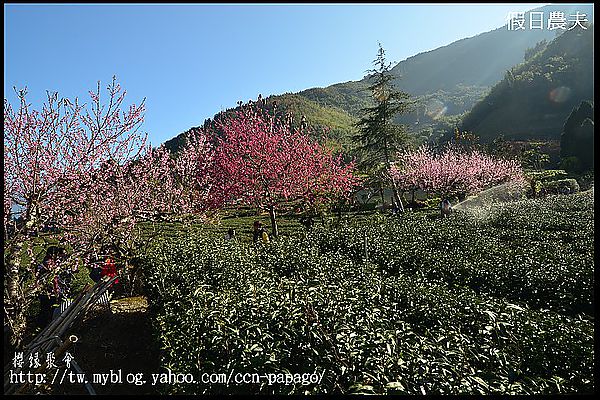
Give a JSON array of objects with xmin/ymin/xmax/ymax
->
[
  {"xmin": 306, "ymin": 191, "xmax": 594, "ymax": 316},
  {"xmin": 142, "ymin": 219, "xmax": 593, "ymax": 394}
]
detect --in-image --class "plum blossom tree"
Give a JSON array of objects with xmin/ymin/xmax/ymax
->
[
  {"xmin": 4, "ymin": 78, "xmax": 146, "ymax": 344},
  {"xmin": 3, "ymin": 77, "xmax": 213, "ymax": 345},
  {"xmin": 389, "ymin": 144, "xmax": 525, "ymax": 200},
  {"xmin": 172, "ymin": 127, "xmax": 215, "ymax": 212},
  {"xmin": 65, "ymin": 139, "xmax": 213, "ymax": 263},
  {"xmin": 210, "ymin": 104, "xmax": 358, "ymax": 237}
]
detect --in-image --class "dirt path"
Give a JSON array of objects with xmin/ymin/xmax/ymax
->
[{"xmin": 49, "ymin": 296, "xmax": 161, "ymax": 395}]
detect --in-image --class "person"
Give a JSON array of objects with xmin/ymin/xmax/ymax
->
[
  {"xmin": 253, "ymin": 221, "xmax": 270, "ymax": 243},
  {"xmin": 54, "ymin": 261, "xmax": 74, "ymax": 300},
  {"xmin": 253, "ymin": 221, "xmax": 262, "ymax": 243},
  {"xmin": 300, "ymin": 114, "xmax": 307, "ymax": 131},
  {"xmin": 89, "ymin": 258, "xmax": 104, "ymax": 283},
  {"xmin": 36, "ymin": 247, "xmax": 66, "ymax": 327},
  {"xmin": 440, "ymin": 199, "xmax": 452, "ymax": 218},
  {"xmin": 261, "ymin": 228, "xmax": 270, "ymax": 244},
  {"xmin": 224, "ymin": 228, "xmax": 236, "ymax": 240},
  {"xmin": 36, "ymin": 247, "xmax": 59, "ymax": 276},
  {"xmin": 100, "ymin": 256, "xmax": 119, "ymax": 286},
  {"xmin": 300, "ymin": 215, "xmax": 314, "ymax": 230}
]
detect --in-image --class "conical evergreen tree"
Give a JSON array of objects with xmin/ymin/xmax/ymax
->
[{"xmin": 354, "ymin": 43, "xmax": 414, "ymax": 211}]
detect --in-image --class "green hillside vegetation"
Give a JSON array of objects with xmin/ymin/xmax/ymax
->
[
  {"xmin": 163, "ymin": 94, "xmax": 360, "ymax": 156},
  {"xmin": 298, "ymin": 80, "xmax": 372, "ymax": 118},
  {"xmin": 560, "ymin": 100, "xmax": 594, "ymax": 172},
  {"xmin": 263, "ymin": 93, "xmax": 359, "ymax": 153},
  {"xmin": 299, "ymin": 81, "xmax": 488, "ymax": 138},
  {"xmin": 460, "ymin": 24, "xmax": 593, "ymax": 142}
]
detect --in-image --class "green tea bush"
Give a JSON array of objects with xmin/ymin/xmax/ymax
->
[
  {"xmin": 141, "ymin": 191, "xmax": 594, "ymax": 394},
  {"xmin": 541, "ymin": 178, "xmax": 580, "ymax": 195},
  {"xmin": 308, "ymin": 191, "xmax": 594, "ymax": 315}
]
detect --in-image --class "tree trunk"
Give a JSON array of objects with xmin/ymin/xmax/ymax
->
[
  {"xmin": 6, "ymin": 241, "xmax": 27, "ymax": 347},
  {"xmin": 393, "ymin": 189, "xmax": 404, "ymax": 213},
  {"xmin": 391, "ymin": 181, "xmax": 404, "ymax": 213},
  {"xmin": 268, "ymin": 205, "xmax": 278, "ymax": 238},
  {"xmin": 379, "ymin": 183, "xmax": 385, "ymax": 212}
]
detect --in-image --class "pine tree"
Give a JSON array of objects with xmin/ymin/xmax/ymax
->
[{"xmin": 354, "ymin": 43, "xmax": 413, "ymax": 211}]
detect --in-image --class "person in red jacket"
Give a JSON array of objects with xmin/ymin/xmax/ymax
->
[{"xmin": 101, "ymin": 256, "xmax": 118, "ymax": 285}]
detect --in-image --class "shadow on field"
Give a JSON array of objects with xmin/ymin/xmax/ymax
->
[{"xmin": 50, "ymin": 296, "xmax": 160, "ymax": 395}]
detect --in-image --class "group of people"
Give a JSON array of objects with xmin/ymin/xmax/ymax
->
[
  {"xmin": 224, "ymin": 201, "xmax": 451, "ymax": 246},
  {"xmin": 252, "ymin": 221, "xmax": 270, "ymax": 243},
  {"xmin": 222, "ymin": 221, "xmax": 271, "ymax": 243},
  {"xmin": 36, "ymin": 246, "xmax": 121, "ymax": 327},
  {"xmin": 89, "ymin": 254, "xmax": 119, "ymax": 285}
]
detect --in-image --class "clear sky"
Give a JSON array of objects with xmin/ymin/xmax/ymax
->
[{"xmin": 4, "ymin": 3, "xmax": 550, "ymax": 146}]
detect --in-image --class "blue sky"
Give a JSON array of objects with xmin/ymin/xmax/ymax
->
[{"xmin": 4, "ymin": 3, "xmax": 550, "ymax": 146}]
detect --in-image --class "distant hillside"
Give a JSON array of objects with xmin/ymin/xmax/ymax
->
[
  {"xmin": 295, "ymin": 4, "xmax": 593, "ymax": 132},
  {"xmin": 163, "ymin": 93, "xmax": 359, "ymax": 155},
  {"xmin": 162, "ymin": 4, "xmax": 593, "ymax": 151},
  {"xmin": 460, "ymin": 24, "xmax": 594, "ymax": 142},
  {"xmin": 264, "ymin": 93, "xmax": 358, "ymax": 150}
]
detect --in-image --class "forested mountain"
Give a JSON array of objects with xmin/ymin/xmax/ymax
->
[
  {"xmin": 295, "ymin": 4, "xmax": 593, "ymax": 130},
  {"xmin": 460, "ymin": 24, "xmax": 593, "ymax": 142},
  {"xmin": 163, "ymin": 93, "xmax": 359, "ymax": 155},
  {"xmin": 163, "ymin": 3, "xmax": 594, "ymax": 152}
]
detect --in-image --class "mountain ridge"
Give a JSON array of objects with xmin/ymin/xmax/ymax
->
[{"xmin": 162, "ymin": 4, "xmax": 594, "ymax": 153}]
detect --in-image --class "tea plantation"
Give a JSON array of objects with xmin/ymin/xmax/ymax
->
[{"xmin": 140, "ymin": 190, "xmax": 594, "ymax": 394}]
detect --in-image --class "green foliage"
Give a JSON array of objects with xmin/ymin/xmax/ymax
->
[
  {"xmin": 353, "ymin": 43, "xmax": 414, "ymax": 172},
  {"xmin": 486, "ymin": 135, "xmax": 513, "ymax": 159},
  {"xmin": 461, "ymin": 25, "xmax": 593, "ymax": 142},
  {"xmin": 521, "ymin": 142, "xmax": 550, "ymax": 170},
  {"xmin": 541, "ymin": 179, "xmax": 580, "ymax": 195},
  {"xmin": 525, "ymin": 169, "xmax": 568, "ymax": 183},
  {"xmin": 524, "ymin": 40, "xmax": 548, "ymax": 62},
  {"xmin": 559, "ymin": 156, "xmax": 580, "ymax": 172},
  {"xmin": 353, "ymin": 44, "xmax": 414, "ymax": 211},
  {"xmin": 452, "ymin": 128, "xmax": 481, "ymax": 152},
  {"xmin": 560, "ymin": 100, "xmax": 594, "ymax": 172},
  {"xmin": 299, "ymin": 81, "xmax": 373, "ymax": 119},
  {"xmin": 141, "ymin": 190, "xmax": 594, "ymax": 394},
  {"xmin": 573, "ymin": 171, "xmax": 594, "ymax": 191},
  {"xmin": 524, "ymin": 169, "xmax": 568, "ymax": 197},
  {"xmin": 423, "ymin": 196, "xmax": 442, "ymax": 210},
  {"xmin": 70, "ymin": 265, "xmax": 95, "ymax": 294}
]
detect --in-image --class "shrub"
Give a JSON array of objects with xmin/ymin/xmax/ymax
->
[
  {"xmin": 541, "ymin": 179, "xmax": 580, "ymax": 195},
  {"xmin": 140, "ymin": 191, "xmax": 594, "ymax": 395}
]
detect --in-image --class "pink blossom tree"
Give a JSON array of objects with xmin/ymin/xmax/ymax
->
[
  {"xmin": 63, "ymin": 139, "xmax": 213, "ymax": 263},
  {"xmin": 3, "ymin": 77, "xmax": 213, "ymax": 344},
  {"xmin": 4, "ymin": 79, "xmax": 141, "ymax": 342},
  {"xmin": 172, "ymin": 127, "xmax": 215, "ymax": 213},
  {"xmin": 210, "ymin": 104, "xmax": 358, "ymax": 237},
  {"xmin": 389, "ymin": 144, "xmax": 525, "ymax": 201}
]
